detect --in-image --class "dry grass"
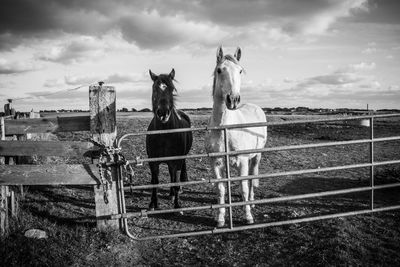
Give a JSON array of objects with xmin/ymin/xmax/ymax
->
[{"xmin": 1, "ymin": 112, "xmax": 400, "ymax": 266}]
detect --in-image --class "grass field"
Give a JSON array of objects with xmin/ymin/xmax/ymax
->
[{"xmin": 1, "ymin": 111, "xmax": 400, "ymax": 266}]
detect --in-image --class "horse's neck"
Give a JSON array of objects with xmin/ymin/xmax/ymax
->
[{"xmin": 211, "ymin": 95, "xmax": 227, "ymax": 126}]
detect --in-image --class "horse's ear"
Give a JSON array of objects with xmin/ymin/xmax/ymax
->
[
  {"xmin": 234, "ymin": 47, "xmax": 241, "ymax": 61},
  {"xmin": 169, "ymin": 68, "xmax": 175, "ymax": 80},
  {"xmin": 216, "ymin": 45, "xmax": 224, "ymax": 63},
  {"xmin": 149, "ymin": 69, "xmax": 157, "ymax": 82}
]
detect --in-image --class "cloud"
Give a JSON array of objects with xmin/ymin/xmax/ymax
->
[
  {"xmin": 284, "ymin": 77, "xmax": 295, "ymax": 83},
  {"xmin": 281, "ymin": 0, "xmax": 368, "ymax": 35},
  {"xmin": 37, "ymin": 36, "xmax": 107, "ymax": 64},
  {"xmin": 347, "ymin": 62, "xmax": 376, "ymax": 71},
  {"xmin": 362, "ymin": 47, "xmax": 377, "ymax": 54},
  {"xmin": 118, "ymin": 11, "xmax": 227, "ymax": 49},
  {"xmin": 387, "ymin": 85, "xmax": 399, "ymax": 91},
  {"xmin": 0, "ymin": 58, "xmax": 38, "ymax": 74},
  {"xmin": 43, "ymin": 78, "xmax": 65, "ymax": 88},
  {"xmin": 65, "ymin": 72, "xmax": 148, "ymax": 86},
  {"xmin": 303, "ymin": 72, "xmax": 364, "ymax": 86},
  {"xmin": 176, "ymin": 86, "xmax": 212, "ymax": 105},
  {"xmin": 104, "ymin": 73, "xmax": 147, "ymax": 84},
  {"xmin": 0, "ymin": 0, "xmax": 371, "ymax": 51},
  {"xmin": 358, "ymin": 80, "xmax": 381, "ymax": 90},
  {"xmin": 65, "ymin": 74, "xmax": 103, "ymax": 86},
  {"xmin": 288, "ymin": 61, "xmax": 383, "ymax": 98},
  {"xmin": 351, "ymin": 0, "xmax": 400, "ymax": 24}
]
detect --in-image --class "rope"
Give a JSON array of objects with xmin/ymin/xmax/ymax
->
[{"xmin": 2, "ymin": 80, "xmax": 104, "ymax": 102}]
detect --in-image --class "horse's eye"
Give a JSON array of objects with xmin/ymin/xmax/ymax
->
[
  {"xmin": 240, "ymin": 69, "xmax": 243, "ymax": 74},
  {"xmin": 217, "ymin": 68, "xmax": 222, "ymax": 74}
]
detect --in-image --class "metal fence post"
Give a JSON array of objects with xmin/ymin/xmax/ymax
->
[
  {"xmin": 223, "ymin": 128, "xmax": 234, "ymax": 229},
  {"xmin": 369, "ymin": 117, "xmax": 374, "ymax": 210}
]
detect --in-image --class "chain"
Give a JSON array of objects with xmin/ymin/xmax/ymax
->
[
  {"xmin": 121, "ymin": 154, "xmax": 135, "ymax": 197},
  {"xmin": 90, "ymin": 138, "xmax": 135, "ymax": 203},
  {"xmin": 0, "ymin": 191, "xmax": 6, "ymax": 212},
  {"xmin": 98, "ymin": 149, "xmax": 112, "ymax": 204}
]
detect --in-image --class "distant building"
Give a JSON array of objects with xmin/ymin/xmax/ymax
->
[{"xmin": 4, "ymin": 99, "xmax": 16, "ymax": 116}]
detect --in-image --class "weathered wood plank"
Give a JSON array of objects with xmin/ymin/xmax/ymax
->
[
  {"xmin": 4, "ymin": 115, "xmax": 90, "ymax": 135},
  {"xmin": 0, "ymin": 186, "xmax": 7, "ymax": 235},
  {"xmin": 10, "ymin": 189, "xmax": 17, "ymax": 218},
  {"xmin": 90, "ymin": 85, "xmax": 119, "ymax": 230},
  {"xmin": 0, "ymin": 117, "xmax": 4, "ymax": 140},
  {"xmin": 0, "ymin": 118, "xmax": 7, "ymax": 235},
  {"xmin": 0, "ymin": 164, "xmax": 100, "ymax": 185},
  {"xmin": 0, "ymin": 140, "xmax": 98, "ymax": 157},
  {"xmin": 0, "ymin": 118, "xmax": 4, "ymax": 165}
]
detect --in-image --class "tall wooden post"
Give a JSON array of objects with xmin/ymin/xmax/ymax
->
[
  {"xmin": 89, "ymin": 85, "xmax": 119, "ymax": 231},
  {"xmin": 0, "ymin": 117, "xmax": 8, "ymax": 235},
  {"xmin": 0, "ymin": 186, "xmax": 8, "ymax": 236}
]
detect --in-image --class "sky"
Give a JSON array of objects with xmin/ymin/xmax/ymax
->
[{"xmin": 0, "ymin": 0, "xmax": 399, "ymax": 112}]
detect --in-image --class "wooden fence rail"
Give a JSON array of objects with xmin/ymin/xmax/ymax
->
[
  {"xmin": 0, "ymin": 141, "xmax": 96, "ymax": 157},
  {"xmin": 4, "ymin": 115, "xmax": 90, "ymax": 135}
]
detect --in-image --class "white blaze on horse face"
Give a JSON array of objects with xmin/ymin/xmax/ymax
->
[{"xmin": 159, "ymin": 83, "xmax": 167, "ymax": 91}]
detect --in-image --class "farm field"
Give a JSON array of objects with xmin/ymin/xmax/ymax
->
[{"xmin": 1, "ymin": 111, "xmax": 400, "ymax": 266}]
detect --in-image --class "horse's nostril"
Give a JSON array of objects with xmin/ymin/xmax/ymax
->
[
  {"xmin": 226, "ymin": 95, "xmax": 232, "ymax": 105},
  {"xmin": 217, "ymin": 68, "xmax": 222, "ymax": 74}
]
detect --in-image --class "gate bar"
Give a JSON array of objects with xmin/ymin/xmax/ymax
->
[
  {"xmin": 118, "ymin": 113, "xmax": 400, "ymax": 142},
  {"xmin": 129, "ymin": 135, "xmax": 400, "ymax": 164},
  {"xmin": 120, "ymin": 204, "xmax": 400, "ymax": 240},
  {"xmin": 127, "ymin": 159, "xmax": 400, "ymax": 190},
  {"xmin": 113, "ymin": 182, "xmax": 400, "ymax": 220}
]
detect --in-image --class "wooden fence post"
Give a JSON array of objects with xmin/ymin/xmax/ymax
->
[
  {"xmin": 89, "ymin": 84, "xmax": 120, "ymax": 231},
  {"xmin": 0, "ymin": 117, "xmax": 8, "ymax": 235},
  {"xmin": 0, "ymin": 186, "xmax": 8, "ymax": 236}
]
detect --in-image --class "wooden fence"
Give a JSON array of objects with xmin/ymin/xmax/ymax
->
[{"xmin": 0, "ymin": 85, "xmax": 120, "ymax": 235}]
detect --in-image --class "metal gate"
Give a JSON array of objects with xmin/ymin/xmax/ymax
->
[{"xmin": 115, "ymin": 113, "xmax": 400, "ymax": 240}]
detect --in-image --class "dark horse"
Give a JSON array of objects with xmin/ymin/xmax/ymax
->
[{"xmin": 146, "ymin": 68, "xmax": 193, "ymax": 210}]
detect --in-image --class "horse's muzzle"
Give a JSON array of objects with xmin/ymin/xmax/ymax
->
[
  {"xmin": 156, "ymin": 108, "xmax": 171, "ymax": 123},
  {"xmin": 226, "ymin": 94, "xmax": 241, "ymax": 110}
]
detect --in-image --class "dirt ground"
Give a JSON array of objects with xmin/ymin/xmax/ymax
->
[{"xmin": 1, "ymin": 111, "xmax": 400, "ymax": 266}]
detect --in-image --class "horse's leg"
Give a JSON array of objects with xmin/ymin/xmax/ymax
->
[
  {"xmin": 214, "ymin": 158, "xmax": 226, "ymax": 227},
  {"xmin": 168, "ymin": 163, "xmax": 181, "ymax": 209},
  {"xmin": 249, "ymin": 153, "xmax": 261, "ymax": 208},
  {"xmin": 149, "ymin": 162, "xmax": 160, "ymax": 210},
  {"xmin": 239, "ymin": 157, "xmax": 254, "ymax": 224},
  {"xmin": 180, "ymin": 160, "xmax": 188, "ymax": 182},
  {"xmin": 179, "ymin": 160, "xmax": 188, "ymax": 194}
]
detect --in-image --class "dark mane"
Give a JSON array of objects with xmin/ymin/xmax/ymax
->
[{"xmin": 152, "ymin": 74, "xmax": 178, "ymax": 111}]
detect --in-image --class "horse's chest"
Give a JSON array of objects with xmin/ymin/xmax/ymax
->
[
  {"xmin": 147, "ymin": 133, "xmax": 185, "ymax": 156},
  {"xmin": 207, "ymin": 130, "xmax": 247, "ymax": 150}
]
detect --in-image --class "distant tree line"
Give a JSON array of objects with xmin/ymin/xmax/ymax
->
[
  {"xmin": 36, "ymin": 107, "xmax": 400, "ymax": 114},
  {"xmin": 39, "ymin": 109, "xmax": 89, "ymax": 113}
]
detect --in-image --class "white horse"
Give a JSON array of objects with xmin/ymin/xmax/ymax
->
[{"xmin": 205, "ymin": 46, "xmax": 267, "ymax": 227}]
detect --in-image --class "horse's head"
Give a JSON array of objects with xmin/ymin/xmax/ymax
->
[
  {"xmin": 213, "ymin": 46, "xmax": 243, "ymax": 110},
  {"xmin": 149, "ymin": 68, "xmax": 176, "ymax": 123}
]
